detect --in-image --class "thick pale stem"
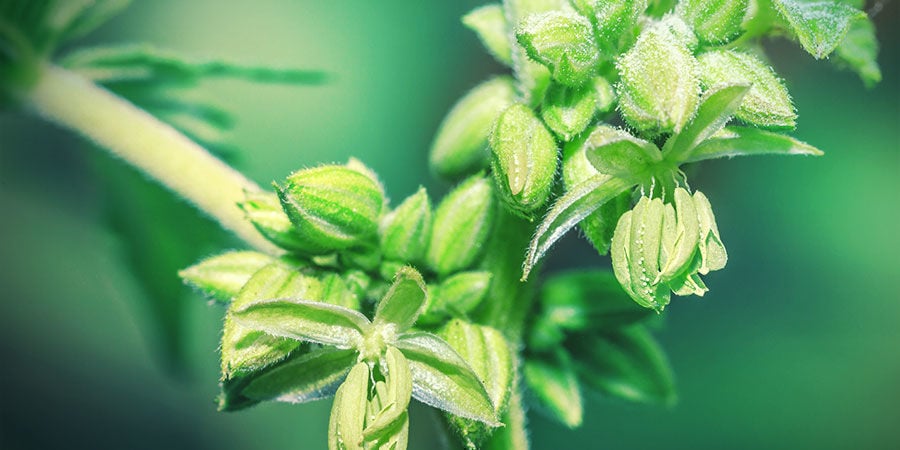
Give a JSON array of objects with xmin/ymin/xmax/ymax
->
[{"xmin": 24, "ymin": 64, "xmax": 279, "ymax": 254}]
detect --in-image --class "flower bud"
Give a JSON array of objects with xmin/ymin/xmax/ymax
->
[
  {"xmin": 541, "ymin": 82, "xmax": 598, "ymax": 141},
  {"xmin": 516, "ymin": 11, "xmax": 599, "ymax": 87},
  {"xmin": 617, "ymin": 20, "xmax": 701, "ymax": 135},
  {"xmin": 430, "ymin": 77, "xmax": 517, "ymax": 180},
  {"xmin": 570, "ymin": 0, "xmax": 646, "ymax": 55},
  {"xmin": 490, "ymin": 104, "xmax": 558, "ymax": 219},
  {"xmin": 678, "ymin": 0, "xmax": 748, "ymax": 44},
  {"xmin": 239, "ymin": 191, "xmax": 308, "ymax": 252},
  {"xmin": 426, "ymin": 175, "xmax": 496, "ymax": 277},
  {"xmin": 420, "ymin": 271, "xmax": 492, "ymax": 325},
  {"xmin": 277, "ymin": 163, "xmax": 384, "ymax": 253},
  {"xmin": 379, "ymin": 187, "xmax": 432, "ymax": 263},
  {"xmin": 593, "ymin": 76, "xmax": 616, "ymax": 114},
  {"xmin": 697, "ymin": 50, "xmax": 796, "ymax": 129},
  {"xmin": 463, "ymin": 4, "xmax": 513, "ymax": 66}
]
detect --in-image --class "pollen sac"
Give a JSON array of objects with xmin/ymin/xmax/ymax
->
[
  {"xmin": 379, "ymin": 187, "xmax": 432, "ymax": 264},
  {"xmin": 430, "ymin": 77, "xmax": 517, "ymax": 180},
  {"xmin": 516, "ymin": 11, "xmax": 600, "ymax": 87},
  {"xmin": 490, "ymin": 103, "xmax": 559, "ymax": 219},
  {"xmin": 693, "ymin": 190, "xmax": 727, "ymax": 274},
  {"xmin": 570, "ymin": 0, "xmax": 647, "ymax": 56},
  {"xmin": 697, "ymin": 50, "xmax": 797, "ymax": 129},
  {"xmin": 561, "ymin": 130, "xmax": 631, "ymax": 255},
  {"xmin": 541, "ymin": 81, "xmax": 598, "ymax": 141},
  {"xmin": 278, "ymin": 163, "xmax": 384, "ymax": 254},
  {"xmin": 678, "ymin": 0, "xmax": 748, "ymax": 44},
  {"xmin": 426, "ymin": 175, "xmax": 496, "ymax": 277},
  {"xmin": 658, "ymin": 187, "xmax": 700, "ymax": 281},
  {"xmin": 617, "ymin": 20, "xmax": 701, "ymax": 135}
]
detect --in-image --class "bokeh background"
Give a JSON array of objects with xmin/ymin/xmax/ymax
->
[{"xmin": 1, "ymin": 1, "xmax": 897, "ymax": 449}]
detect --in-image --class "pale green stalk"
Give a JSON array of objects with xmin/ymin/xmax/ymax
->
[{"xmin": 24, "ymin": 63, "xmax": 279, "ymax": 254}]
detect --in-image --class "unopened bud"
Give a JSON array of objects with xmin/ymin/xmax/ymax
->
[
  {"xmin": 541, "ymin": 82, "xmax": 598, "ymax": 141},
  {"xmin": 678, "ymin": 0, "xmax": 748, "ymax": 44},
  {"xmin": 516, "ymin": 11, "xmax": 599, "ymax": 87},
  {"xmin": 379, "ymin": 187, "xmax": 432, "ymax": 263},
  {"xmin": 426, "ymin": 175, "xmax": 496, "ymax": 276}
]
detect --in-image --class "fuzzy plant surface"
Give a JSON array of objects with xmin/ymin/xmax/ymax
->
[{"xmin": 0, "ymin": 0, "xmax": 882, "ymax": 449}]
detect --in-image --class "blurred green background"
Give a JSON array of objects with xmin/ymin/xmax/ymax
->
[{"xmin": 1, "ymin": 1, "xmax": 897, "ymax": 449}]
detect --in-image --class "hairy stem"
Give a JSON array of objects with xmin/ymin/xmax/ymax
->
[{"xmin": 23, "ymin": 63, "xmax": 279, "ymax": 254}]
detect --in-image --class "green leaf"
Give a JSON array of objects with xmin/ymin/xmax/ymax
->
[
  {"xmin": 572, "ymin": 326, "xmax": 676, "ymax": 405},
  {"xmin": 541, "ymin": 82, "xmax": 598, "ymax": 141},
  {"xmin": 773, "ymin": 0, "xmax": 865, "ymax": 59},
  {"xmin": 240, "ymin": 347, "xmax": 357, "ymax": 405},
  {"xmin": 523, "ymin": 175, "xmax": 634, "ymax": 280},
  {"xmin": 685, "ymin": 126, "xmax": 824, "ymax": 163},
  {"xmin": 696, "ymin": 50, "xmax": 796, "ymax": 129},
  {"xmin": 56, "ymin": 0, "xmax": 131, "ymax": 43},
  {"xmin": 834, "ymin": 15, "xmax": 881, "ymax": 87},
  {"xmin": 220, "ymin": 262, "xmax": 321, "ymax": 378},
  {"xmin": 584, "ymin": 125, "xmax": 662, "ymax": 183},
  {"xmin": 427, "ymin": 175, "xmax": 496, "ymax": 277},
  {"xmin": 62, "ymin": 44, "xmax": 328, "ymax": 85},
  {"xmin": 538, "ymin": 269, "xmax": 653, "ymax": 332},
  {"xmin": 524, "ymin": 350, "xmax": 583, "ymax": 427},
  {"xmin": 238, "ymin": 191, "xmax": 309, "ymax": 252},
  {"xmin": 429, "ymin": 77, "xmax": 517, "ymax": 179},
  {"xmin": 395, "ymin": 332, "xmax": 500, "ymax": 426},
  {"xmin": 329, "ymin": 362, "xmax": 370, "ymax": 450},
  {"xmin": 374, "ymin": 266, "xmax": 427, "ymax": 332},
  {"xmin": 463, "ymin": 4, "xmax": 513, "ymax": 66},
  {"xmin": 179, "ymin": 250, "xmax": 276, "ymax": 303},
  {"xmin": 233, "ymin": 298, "xmax": 370, "ymax": 348},
  {"xmin": 489, "ymin": 103, "xmax": 559, "ymax": 219},
  {"xmin": 663, "ymin": 84, "xmax": 750, "ymax": 163},
  {"xmin": 516, "ymin": 11, "xmax": 600, "ymax": 87},
  {"xmin": 364, "ymin": 346, "xmax": 412, "ymax": 441},
  {"xmin": 379, "ymin": 186, "xmax": 432, "ymax": 263}
]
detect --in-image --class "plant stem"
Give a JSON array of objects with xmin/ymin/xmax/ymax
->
[{"xmin": 23, "ymin": 63, "xmax": 279, "ymax": 254}]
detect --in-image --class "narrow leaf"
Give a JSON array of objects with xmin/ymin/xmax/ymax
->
[
  {"xmin": 773, "ymin": 0, "xmax": 864, "ymax": 59},
  {"xmin": 374, "ymin": 266, "xmax": 427, "ymax": 332},
  {"xmin": 240, "ymin": 347, "xmax": 357, "ymax": 405},
  {"xmin": 573, "ymin": 326, "xmax": 676, "ymax": 405},
  {"xmin": 538, "ymin": 269, "xmax": 653, "ymax": 332},
  {"xmin": 233, "ymin": 298, "xmax": 370, "ymax": 348},
  {"xmin": 524, "ymin": 350, "xmax": 583, "ymax": 428},
  {"xmin": 663, "ymin": 84, "xmax": 750, "ymax": 163},
  {"xmin": 395, "ymin": 332, "xmax": 499, "ymax": 426},
  {"xmin": 329, "ymin": 362, "xmax": 370, "ymax": 450},
  {"xmin": 180, "ymin": 251, "xmax": 275, "ymax": 303},
  {"xmin": 685, "ymin": 126, "xmax": 824, "ymax": 163},
  {"xmin": 834, "ymin": 15, "xmax": 881, "ymax": 87},
  {"xmin": 523, "ymin": 175, "xmax": 634, "ymax": 280}
]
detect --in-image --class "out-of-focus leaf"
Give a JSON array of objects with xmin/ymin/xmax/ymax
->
[
  {"xmin": 834, "ymin": 15, "xmax": 881, "ymax": 87},
  {"xmin": 524, "ymin": 349, "xmax": 582, "ymax": 427},
  {"xmin": 539, "ymin": 269, "xmax": 653, "ymax": 332}
]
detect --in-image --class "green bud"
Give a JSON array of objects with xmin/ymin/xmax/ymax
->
[
  {"xmin": 617, "ymin": 21, "xmax": 701, "ymax": 135},
  {"xmin": 516, "ymin": 11, "xmax": 600, "ymax": 87},
  {"xmin": 180, "ymin": 250, "xmax": 276, "ymax": 303},
  {"xmin": 463, "ymin": 4, "xmax": 513, "ymax": 66},
  {"xmin": 570, "ymin": 0, "xmax": 647, "ymax": 55},
  {"xmin": 490, "ymin": 103, "xmax": 559, "ymax": 219},
  {"xmin": 658, "ymin": 14, "xmax": 699, "ymax": 51},
  {"xmin": 379, "ymin": 187, "xmax": 432, "ymax": 263},
  {"xmin": 430, "ymin": 77, "xmax": 517, "ymax": 180},
  {"xmin": 439, "ymin": 319, "xmax": 514, "ymax": 448},
  {"xmin": 339, "ymin": 246, "xmax": 381, "ymax": 273},
  {"xmin": 278, "ymin": 163, "xmax": 385, "ymax": 253},
  {"xmin": 426, "ymin": 175, "xmax": 496, "ymax": 276},
  {"xmin": 420, "ymin": 271, "xmax": 492, "ymax": 324},
  {"xmin": 678, "ymin": 0, "xmax": 748, "ymax": 44},
  {"xmin": 319, "ymin": 272, "xmax": 361, "ymax": 311},
  {"xmin": 693, "ymin": 190, "xmax": 727, "ymax": 274},
  {"xmin": 593, "ymin": 76, "xmax": 616, "ymax": 114},
  {"xmin": 697, "ymin": 50, "xmax": 796, "ymax": 129},
  {"xmin": 561, "ymin": 131, "xmax": 631, "ymax": 255},
  {"xmin": 541, "ymin": 82, "xmax": 598, "ymax": 141},
  {"xmin": 238, "ymin": 191, "xmax": 308, "ymax": 252}
]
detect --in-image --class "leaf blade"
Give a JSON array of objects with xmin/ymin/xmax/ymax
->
[{"xmin": 685, "ymin": 126, "xmax": 824, "ymax": 163}]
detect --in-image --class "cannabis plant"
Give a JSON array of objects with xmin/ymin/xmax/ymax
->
[{"xmin": 0, "ymin": 0, "xmax": 882, "ymax": 448}]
